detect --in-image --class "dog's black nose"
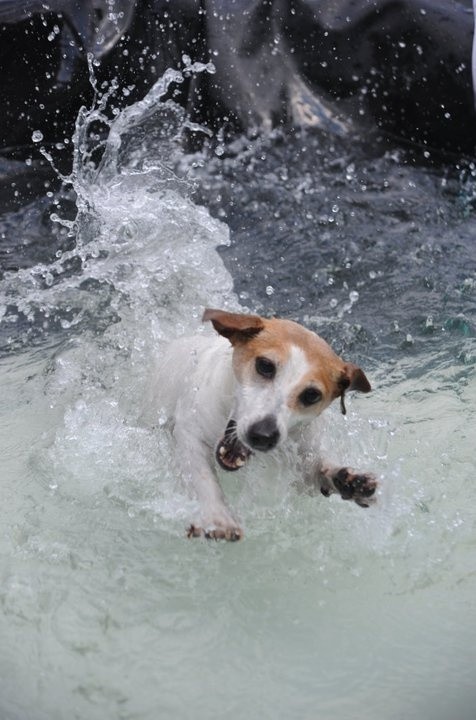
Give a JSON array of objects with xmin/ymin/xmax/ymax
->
[{"xmin": 246, "ymin": 416, "xmax": 280, "ymax": 452}]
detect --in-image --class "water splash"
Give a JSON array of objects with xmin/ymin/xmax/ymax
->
[{"xmin": 0, "ymin": 58, "xmax": 232, "ymax": 355}]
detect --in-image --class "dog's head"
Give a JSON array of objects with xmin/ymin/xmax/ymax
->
[{"xmin": 203, "ymin": 308, "xmax": 371, "ymax": 471}]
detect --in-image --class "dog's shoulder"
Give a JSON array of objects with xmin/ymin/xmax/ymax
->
[{"xmin": 141, "ymin": 332, "xmax": 234, "ymax": 429}]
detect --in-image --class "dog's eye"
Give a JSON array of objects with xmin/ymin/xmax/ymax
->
[
  {"xmin": 299, "ymin": 387, "xmax": 322, "ymax": 406},
  {"xmin": 255, "ymin": 356, "xmax": 276, "ymax": 379}
]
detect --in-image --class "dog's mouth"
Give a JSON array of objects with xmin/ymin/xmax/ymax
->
[{"xmin": 216, "ymin": 419, "xmax": 251, "ymax": 471}]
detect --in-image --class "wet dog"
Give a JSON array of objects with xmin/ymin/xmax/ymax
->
[{"xmin": 151, "ymin": 309, "xmax": 377, "ymax": 540}]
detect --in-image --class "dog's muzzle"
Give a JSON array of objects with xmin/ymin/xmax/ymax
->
[
  {"xmin": 246, "ymin": 415, "xmax": 280, "ymax": 452},
  {"xmin": 216, "ymin": 419, "xmax": 252, "ymax": 471}
]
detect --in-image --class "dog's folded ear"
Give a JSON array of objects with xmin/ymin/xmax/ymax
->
[
  {"xmin": 202, "ymin": 308, "xmax": 264, "ymax": 344},
  {"xmin": 338, "ymin": 363, "xmax": 371, "ymax": 415},
  {"xmin": 343, "ymin": 363, "xmax": 371, "ymax": 393}
]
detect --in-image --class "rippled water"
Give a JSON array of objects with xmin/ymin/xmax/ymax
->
[{"xmin": 0, "ymin": 68, "xmax": 475, "ymax": 720}]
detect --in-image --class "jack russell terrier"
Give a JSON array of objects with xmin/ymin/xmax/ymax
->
[{"xmin": 151, "ymin": 308, "xmax": 377, "ymax": 541}]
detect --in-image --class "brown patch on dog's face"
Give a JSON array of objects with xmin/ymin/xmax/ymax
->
[{"xmin": 228, "ymin": 317, "xmax": 365, "ymax": 422}]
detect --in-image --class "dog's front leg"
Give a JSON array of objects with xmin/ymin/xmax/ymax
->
[
  {"xmin": 298, "ymin": 427, "xmax": 377, "ymax": 508},
  {"xmin": 174, "ymin": 429, "xmax": 243, "ymax": 541}
]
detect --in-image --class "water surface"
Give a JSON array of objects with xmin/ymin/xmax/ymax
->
[{"xmin": 0, "ymin": 70, "xmax": 475, "ymax": 720}]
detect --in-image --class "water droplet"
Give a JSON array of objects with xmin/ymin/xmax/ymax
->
[
  {"xmin": 31, "ymin": 130, "xmax": 43, "ymax": 143},
  {"xmin": 265, "ymin": 285, "xmax": 274, "ymax": 296},
  {"xmin": 158, "ymin": 410, "xmax": 168, "ymax": 426}
]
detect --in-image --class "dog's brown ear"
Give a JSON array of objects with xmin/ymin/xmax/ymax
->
[
  {"xmin": 202, "ymin": 308, "xmax": 264, "ymax": 345},
  {"xmin": 338, "ymin": 363, "xmax": 371, "ymax": 415}
]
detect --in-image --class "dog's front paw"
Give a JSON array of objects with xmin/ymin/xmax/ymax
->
[
  {"xmin": 187, "ymin": 523, "xmax": 243, "ymax": 542},
  {"xmin": 325, "ymin": 467, "xmax": 378, "ymax": 508}
]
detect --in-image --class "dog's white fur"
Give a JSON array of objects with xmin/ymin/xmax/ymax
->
[{"xmin": 146, "ymin": 309, "xmax": 376, "ymax": 540}]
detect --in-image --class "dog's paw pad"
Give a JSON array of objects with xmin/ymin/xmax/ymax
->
[
  {"xmin": 332, "ymin": 468, "xmax": 378, "ymax": 507},
  {"xmin": 186, "ymin": 524, "xmax": 243, "ymax": 541}
]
